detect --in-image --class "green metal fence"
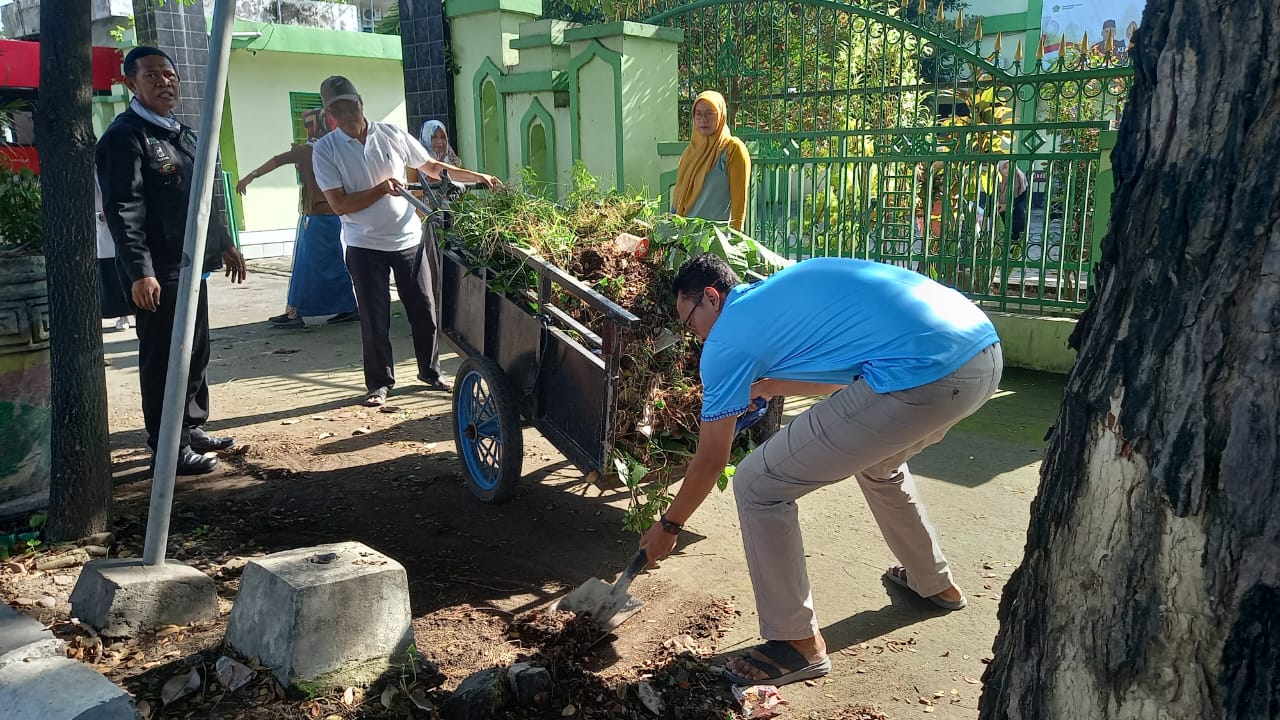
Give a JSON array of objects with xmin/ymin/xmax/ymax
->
[{"xmin": 629, "ymin": 0, "xmax": 1132, "ymax": 315}]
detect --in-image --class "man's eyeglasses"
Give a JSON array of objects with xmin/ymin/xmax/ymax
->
[{"xmin": 682, "ymin": 295, "xmax": 704, "ymax": 332}]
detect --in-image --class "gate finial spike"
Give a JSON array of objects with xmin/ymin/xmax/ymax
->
[
  {"xmin": 955, "ymin": 8, "xmax": 965, "ymax": 32},
  {"xmin": 1081, "ymin": 31, "xmax": 1089, "ymax": 54},
  {"xmin": 1036, "ymin": 37, "xmax": 1045, "ymax": 61},
  {"xmin": 993, "ymin": 30, "xmax": 1002, "ymax": 53},
  {"xmin": 1014, "ymin": 38, "xmax": 1024, "ymax": 63},
  {"xmin": 936, "ymin": 2, "xmax": 945, "ymax": 23},
  {"xmin": 1104, "ymin": 27, "xmax": 1115, "ymax": 53},
  {"xmin": 918, "ymin": 0, "xmax": 926, "ymax": 16},
  {"xmin": 976, "ymin": 18, "xmax": 985, "ymax": 43}
]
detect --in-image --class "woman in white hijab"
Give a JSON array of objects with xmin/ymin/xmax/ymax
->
[{"xmin": 419, "ymin": 119, "xmax": 462, "ymax": 165}]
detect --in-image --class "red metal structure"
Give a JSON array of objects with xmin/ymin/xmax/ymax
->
[{"xmin": 0, "ymin": 40, "xmax": 125, "ymax": 173}]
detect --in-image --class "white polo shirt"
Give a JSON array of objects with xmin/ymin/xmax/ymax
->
[{"xmin": 312, "ymin": 121, "xmax": 431, "ymax": 252}]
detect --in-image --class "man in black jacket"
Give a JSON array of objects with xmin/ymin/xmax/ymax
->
[{"xmin": 97, "ymin": 46, "xmax": 247, "ymax": 475}]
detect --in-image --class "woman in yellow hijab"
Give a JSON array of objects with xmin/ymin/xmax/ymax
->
[{"xmin": 671, "ymin": 91, "xmax": 751, "ymax": 231}]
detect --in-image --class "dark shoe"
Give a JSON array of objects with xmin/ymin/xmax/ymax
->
[
  {"xmin": 268, "ymin": 312, "xmax": 294, "ymax": 325},
  {"xmin": 270, "ymin": 316, "xmax": 305, "ymax": 329},
  {"xmin": 150, "ymin": 447, "xmax": 219, "ymax": 476},
  {"xmin": 417, "ymin": 374, "xmax": 453, "ymax": 393},
  {"xmin": 176, "ymin": 449, "xmax": 218, "ymax": 475},
  {"xmin": 327, "ymin": 310, "xmax": 360, "ymax": 324},
  {"xmin": 190, "ymin": 427, "xmax": 235, "ymax": 453}
]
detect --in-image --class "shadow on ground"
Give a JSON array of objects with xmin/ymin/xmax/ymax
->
[{"xmin": 108, "ymin": 440, "xmax": 705, "ymax": 622}]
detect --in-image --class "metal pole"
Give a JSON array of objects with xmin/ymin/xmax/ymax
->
[{"xmin": 142, "ymin": 0, "xmax": 237, "ymax": 566}]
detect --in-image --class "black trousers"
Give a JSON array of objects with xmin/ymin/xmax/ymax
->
[
  {"xmin": 345, "ymin": 244, "xmax": 443, "ymax": 393},
  {"xmin": 134, "ymin": 278, "xmax": 211, "ymax": 450}
]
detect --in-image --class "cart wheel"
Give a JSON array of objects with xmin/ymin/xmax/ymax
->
[{"xmin": 452, "ymin": 356, "xmax": 523, "ymax": 503}]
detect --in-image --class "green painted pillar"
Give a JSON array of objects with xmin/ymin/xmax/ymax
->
[
  {"xmin": 565, "ymin": 22, "xmax": 683, "ymax": 195},
  {"xmin": 445, "ymin": 0, "xmax": 543, "ymax": 176},
  {"xmin": 1092, "ymin": 130, "xmax": 1118, "ymax": 249}
]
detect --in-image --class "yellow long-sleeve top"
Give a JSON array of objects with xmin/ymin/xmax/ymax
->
[{"xmin": 676, "ymin": 137, "xmax": 751, "ymax": 231}]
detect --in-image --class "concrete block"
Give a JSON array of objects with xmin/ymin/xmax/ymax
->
[
  {"xmin": 0, "ymin": 604, "xmax": 66, "ymax": 668},
  {"xmin": 69, "ymin": 559, "xmax": 218, "ymax": 637},
  {"xmin": 225, "ymin": 541, "xmax": 413, "ymax": 688},
  {"xmin": 0, "ymin": 655, "xmax": 139, "ymax": 719}
]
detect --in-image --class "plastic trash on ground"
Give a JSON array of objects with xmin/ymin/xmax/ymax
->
[{"xmin": 732, "ymin": 684, "xmax": 788, "ymax": 719}]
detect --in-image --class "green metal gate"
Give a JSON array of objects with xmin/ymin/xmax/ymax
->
[{"xmin": 630, "ymin": 0, "xmax": 1132, "ymax": 314}]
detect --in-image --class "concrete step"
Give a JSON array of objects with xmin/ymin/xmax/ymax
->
[
  {"xmin": 0, "ymin": 603, "xmax": 65, "ymax": 668},
  {"xmin": 0, "ymin": 654, "xmax": 139, "ymax": 719}
]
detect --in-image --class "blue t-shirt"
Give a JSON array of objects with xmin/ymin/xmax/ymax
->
[{"xmin": 699, "ymin": 257, "xmax": 999, "ymax": 421}]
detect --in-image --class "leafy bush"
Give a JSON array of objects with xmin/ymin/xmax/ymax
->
[
  {"xmin": 0, "ymin": 99, "xmax": 42, "ymax": 256},
  {"xmin": 0, "ymin": 160, "xmax": 42, "ymax": 255}
]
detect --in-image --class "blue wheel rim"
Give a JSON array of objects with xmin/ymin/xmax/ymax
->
[{"xmin": 456, "ymin": 369, "xmax": 504, "ymax": 491}]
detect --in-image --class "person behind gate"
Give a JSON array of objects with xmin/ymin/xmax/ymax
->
[
  {"xmin": 309, "ymin": 76, "xmax": 499, "ymax": 407},
  {"xmin": 670, "ymin": 90, "xmax": 751, "ymax": 231},
  {"xmin": 638, "ymin": 254, "xmax": 1003, "ymax": 687}
]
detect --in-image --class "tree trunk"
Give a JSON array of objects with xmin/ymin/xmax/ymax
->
[
  {"xmin": 979, "ymin": 1, "xmax": 1280, "ymax": 718},
  {"xmin": 37, "ymin": 1, "xmax": 113, "ymax": 540}
]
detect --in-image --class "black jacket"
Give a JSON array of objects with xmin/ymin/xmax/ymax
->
[{"xmin": 96, "ymin": 107, "xmax": 233, "ymax": 285}]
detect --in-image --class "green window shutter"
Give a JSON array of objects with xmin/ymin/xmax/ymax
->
[{"xmin": 288, "ymin": 92, "xmax": 324, "ymax": 144}]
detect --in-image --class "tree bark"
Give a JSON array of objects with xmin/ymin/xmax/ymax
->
[
  {"xmin": 37, "ymin": 1, "xmax": 113, "ymax": 540},
  {"xmin": 979, "ymin": 0, "xmax": 1280, "ymax": 718}
]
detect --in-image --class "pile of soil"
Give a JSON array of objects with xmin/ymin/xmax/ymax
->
[{"xmin": 497, "ymin": 600, "xmax": 741, "ymax": 720}]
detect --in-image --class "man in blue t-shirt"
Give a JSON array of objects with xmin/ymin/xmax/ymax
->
[{"xmin": 638, "ymin": 254, "xmax": 1002, "ymax": 687}]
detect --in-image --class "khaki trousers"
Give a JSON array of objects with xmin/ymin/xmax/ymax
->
[{"xmin": 734, "ymin": 343, "xmax": 1003, "ymax": 639}]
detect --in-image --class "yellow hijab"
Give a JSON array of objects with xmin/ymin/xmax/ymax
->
[{"xmin": 672, "ymin": 91, "xmax": 736, "ymax": 217}]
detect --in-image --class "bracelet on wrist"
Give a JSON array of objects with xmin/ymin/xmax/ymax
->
[{"xmin": 659, "ymin": 514, "xmax": 683, "ymax": 535}]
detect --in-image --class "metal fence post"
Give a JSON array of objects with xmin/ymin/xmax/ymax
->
[{"xmin": 142, "ymin": 0, "xmax": 237, "ymax": 566}]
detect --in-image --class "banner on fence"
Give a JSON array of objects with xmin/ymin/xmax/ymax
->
[{"xmin": 1039, "ymin": 1, "xmax": 1145, "ymax": 60}]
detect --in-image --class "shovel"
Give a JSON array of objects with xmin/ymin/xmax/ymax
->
[{"xmin": 550, "ymin": 548, "xmax": 649, "ymax": 634}]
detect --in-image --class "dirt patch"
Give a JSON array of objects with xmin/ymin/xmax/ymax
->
[{"xmin": 2, "ymin": 442, "xmax": 752, "ymax": 720}]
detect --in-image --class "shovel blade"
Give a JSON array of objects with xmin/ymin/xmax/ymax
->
[{"xmin": 550, "ymin": 577, "xmax": 644, "ymax": 631}]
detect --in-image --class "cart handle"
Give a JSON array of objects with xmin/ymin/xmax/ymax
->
[{"xmin": 398, "ymin": 187, "xmax": 440, "ymax": 216}]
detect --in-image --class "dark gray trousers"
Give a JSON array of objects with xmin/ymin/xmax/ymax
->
[
  {"xmin": 135, "ymin": 278, "xmax": 210, "ymax": 450},
  {"xmin": 344, "ymin": 244, "xmax": 443, "ymax": 393}
]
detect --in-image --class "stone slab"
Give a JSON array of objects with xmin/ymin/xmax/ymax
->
[
  {"xmin": 225, "ymin": 541, "xmax": 413, "ymax": 687},
  {"xmin": 0, "ymin": 602, "xmax": 64, "ymax": 668},
  {"xmin": 69, "ymin": 559, "xmax": 218, "ymax": 637},
  {"xmin": 0, "ymin": 603, "xmax": 66, "ymax": 669},
  {"xmin": 0, "ymin": 655, "xmax": 139, "ymax": 719}
]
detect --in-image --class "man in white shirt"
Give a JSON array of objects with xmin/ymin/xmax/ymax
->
[{"xmin": 311, "ymin": 76, "xmax": 498, "ymax": 406}]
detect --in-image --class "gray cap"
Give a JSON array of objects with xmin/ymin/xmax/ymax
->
[{"xmin": 320, "ymin": 76, "xmax": 361, "ymax": 107}]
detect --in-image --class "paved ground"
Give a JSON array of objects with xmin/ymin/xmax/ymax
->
[{"xmin": 91, "ymin": 264, "xmax": 1064, "ymax": 717}]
